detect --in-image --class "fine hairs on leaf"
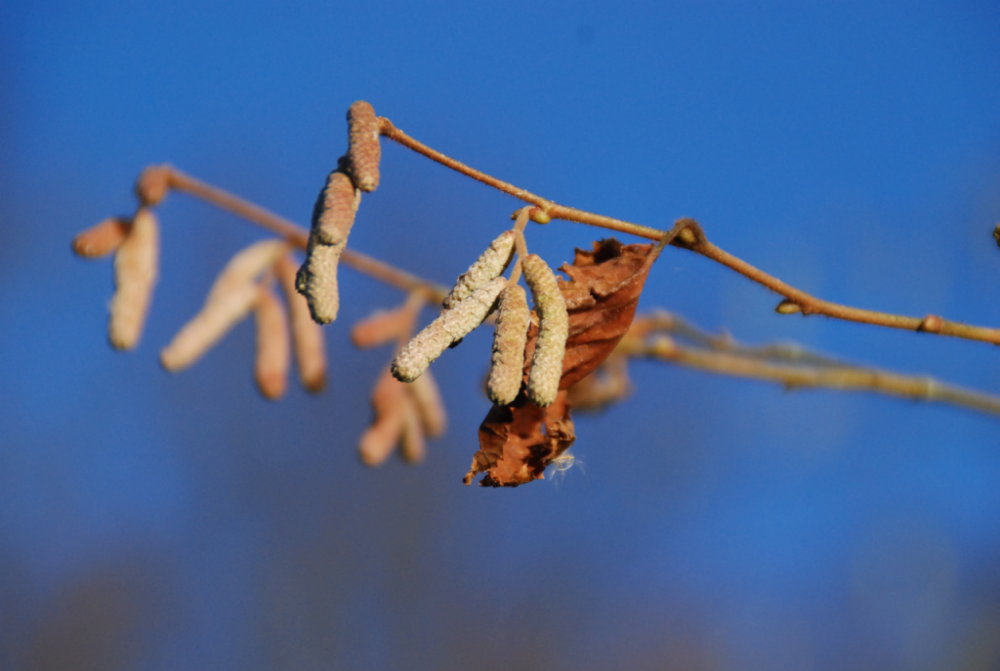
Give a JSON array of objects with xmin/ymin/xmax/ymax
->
[{"xmin": 72, "ymin": 100, "xmax": 1000, "ymax": 488}]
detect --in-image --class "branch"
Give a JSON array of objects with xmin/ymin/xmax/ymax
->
[
  {"xmin": 618, "ymin": 313, "xmax": 1000, "ymax": 418},
  {"xmin": 156, "ymin": 165, "xmax": 448, "ymax": 303},
  {"xmin": 378, "ymin": 118, "xmax": 1000, "ymax": 346}
]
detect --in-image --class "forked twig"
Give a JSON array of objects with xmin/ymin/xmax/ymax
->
[{"xmin": 378, "ymin": 118, "xmax": 1000, "ymax": 346}]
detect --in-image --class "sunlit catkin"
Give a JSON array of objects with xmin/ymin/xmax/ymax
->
[
  {"xmin": 487, "ymin": 284, "xmax": 530, "ymax": 405},
  {"xmin": 522, "ymin": 254, "xmax": 568, "ymax": 406},
  {"xmin": 253, "ymin": 283, "xmax": 290, "ymax": 400},
  {"xmin": 391, "ymin": 276, "xmax": 506, "ymax": 382},
  {"xmin": 108, "ymin": 208, "xmax": 159, "ymax": 350},
  {"xmin": 442, "ymin": 230, "xmax": 516, "ymax": 309},
  {"xmin": 73, "ymin": 216, "xmax": 131, "ymax": 258},
  {"xmin": 350, "ymin": 307, "xmax": 410, "ymax": 349},
  {"xmin": 312, "ymin": 170, "xmax": 359, "ymax": 246},
  {"xmin": 346, "ymin": 100, "xmax": 381, "ymax": 192},
  {"xmin": 160, "ymin": 240, "xmax": 287, "ymax": 371},
  {"xmin": 296, "ymin": 242, "xmax": 341, "ymax": 324},
  {"xmin": 276, "ymin": 254, "xmax": 327, "ymax": 392}
]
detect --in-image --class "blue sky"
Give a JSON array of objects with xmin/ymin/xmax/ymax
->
[{"xmin": 2, "ymin": 2, "xmax": 1000, "ymax": 669}]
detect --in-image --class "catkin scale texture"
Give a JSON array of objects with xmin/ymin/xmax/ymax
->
[
  {"xmin": 312, "ymin": 170, "xmax": 359, "ymax": 246},
  {"xmin": 108, "ymin": 209, "xmax": 159, "ymax": 350},
  {"xmin": 522, "ymin": 254, "xmax": 568, "ymax": 406},
  {"xmin": 392, "ymin": 276, "xmax": 506, "ymax": 382},
  {"xmin": 487, "ymin": 284, "xmax": 530, "ymax": 405},
  {"xmin": 297, "ymin": 170, "xmax": 360, "ymax": 325},
  {"xmin": 347, "ymin": 101, "xmax": 381, "ymax": 192},
  {"xmin": 442, "ymin": 230, "xmax": 516, "ymax": 309}
]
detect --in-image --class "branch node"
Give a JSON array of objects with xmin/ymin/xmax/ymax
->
[
  {"xmin": 671, "ymin": 218, "xmax": 705, "ymax": 248},
  {"xmin": 775, "ymin": 299, "xmax": 803, "ymax": 315},
  {"xmin": 919, "ymin": 314, "xmax": 944, "ymax": 333}
]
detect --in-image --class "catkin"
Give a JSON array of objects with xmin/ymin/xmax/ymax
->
[
  {"xmin": 160, "ymin": 282, "xmax": 260, "ymax": 372},
  {"xmin": 391, "ymin": 276, "xmax": 506, "ymax": 382},
  {"xmin": 296, "ymin": 242, "xmax": 341, "ymax": 324},
  {"xmin": 253, "ymin": 283, "xmax": 291, "ymax": 400},
  {"xmin": 346, "ymin": 100, "xmax": 381, "ymax": 192},
  {"xmin": 276, "ymin": 254, "xmax": 327, "ymax": 392},
  {"xmin": 296, "ymin": 170, "xmax": 359, "ymax": 325},
  {"xmin": 160, "ymin": 240, "xmax": 287, "ymax": 371},
  {"xmin": 350, "ymin": 307, "xmax": 410, "ymax": 349},
  {"xmin": 487, "ymin": 284, "xmax": 530, "ymax": 405},
  {"xmin": 410, "ymin": 370, "xmax": 446, "ymax": 438},
  {"xmin": 358, "ymin": 368, "xmax": 406, "ymax": 466},
  {"xmin": 73, "ymin": 216, "xmax": 131, "ymax": 258},
  {"xmin": 399, "ymin": 397, "xmax": 427, "ymax": 464},
  {"xmin": 522, "ymin": 254, "xmax": 568, "ymax": 406},
  {"xmin": 442, "ymin": 230, "xmax": 516, "ymax": 309},
  {"xmin": 312, "ymin": 170, "xmax": 359, "ymax": 246},
  {"xmin": 108, "ymin": 209, "xmax": 159, "ymax": 350}
]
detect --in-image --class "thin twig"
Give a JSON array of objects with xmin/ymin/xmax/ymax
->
[
  {"xmin": 618, "ymin": 333, "xmax": 1000, "ymax": 417},
  {"xmin": 378, "ymin": 120, "xmax": 1000, "ymax": 346},
  {"xmin": 160, "ymin": 165, "xmax": 448, "ymax": 302}
]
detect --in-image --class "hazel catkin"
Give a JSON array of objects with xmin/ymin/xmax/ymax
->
[
  {"xmin": 73, "ymin": 216, "xmax": 131, "ymax": 258},
  {"xmin": 296, "ymin": 170, "xmax": 360, "ymax": 325},
  {"xmin": 253, "ymin": 283, "xmax": 291, "ymax": 400},
  {"xmin": 391, "ymin": 276, "xmax": 506, "ymax": 383},
  {"xmin": 487, "ymin": 284, "xmax": 530, "ymax": 405},
  {"xmin": 522, "ymin": 254, "xmax": 568, "ymax": 406},
  {"xmin": 108, "ymin": 208, "xmax": 159, "ymax": 350},
  {"xmin": 442, "ymin": 230, "xmax": 516, "ymax": 309},
  {"xmin": 276, "ymin": 253, "xmax": 327, "ymax": 392},
  {"xmin": 346, "ymin": 100, "xmax": 381, "ymax": 192}
]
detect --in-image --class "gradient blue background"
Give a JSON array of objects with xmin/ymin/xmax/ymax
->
[{"xmin": 3, "ymin": 2, "xmax": 1000, "ymax": 669}]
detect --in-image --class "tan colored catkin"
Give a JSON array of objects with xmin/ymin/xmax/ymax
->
[
  {"xmin": 442, "ymin": 230, "xmax": 516, "ymax": 309},
  {"xmin": 276, "ymin": 254, "xmax": 326, "ymax": 392},
  {"xmin": 312, "ymin": 170, "xmax": 359, "ymax": 246},
  {"xmin": 160, "ymin": 240, "xmax": 287, "ymax": 371},
  {"xmin": 346, "ymin": 100, "xmax": 381, "ymax": 192},
  {"xmin": 108, "ymin": 208, "xmax": 159, "ymax": 350},
  {"xmin": 253, "ymin": 283, "xmax": 291, "ymax": 400},
  {"xmin": 358, "ymin": 368, "xmax": 407, "ymax": 466},
  {"xmin": 522, "ymin": 254, "xmax": 568, "ymax": 406},
  {"xmin": 160, "ymin": 282, "xmax": 261, "ymax": 372},
  {"xmin": 487, "ymin": 284, "xmax": 531, "ymax": 405},
  {"xmin": 350, "ymin": 307, "xmax": 410, "ymax": 349},
  {"xmin": 399, "ymin": 397, "xmax": 427, "ymax": 464},
  {"xmin": 296, "ymin": 170, "xmax": 359, "ymax": 325},
  {"xmin": 391, "ymin": 276, "xmax": 506, "ymax": 382},
  {"xmin": 410, "ymin": 370, "xmax": 446, "ymax": 438},
  {"xmin": 73, "ymin": 216, "xmax": 131, "ymax": 258}
]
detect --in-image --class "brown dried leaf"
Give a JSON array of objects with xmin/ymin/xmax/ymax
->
[{"xmin": 467, "ymin": 238, "xmax": 660, "ymax": 487}]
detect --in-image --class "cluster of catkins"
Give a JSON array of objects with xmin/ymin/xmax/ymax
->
[
  {"xmin": 295, "ymin": 100, "xmax": 380, "ymax": 324},
  {"xmin": 390, "ymin": 229, "xmax": 570, "ymax": 407},
  {"xmin": 72, "ymin": 167, "xmax": 327, "ymax": 399}
]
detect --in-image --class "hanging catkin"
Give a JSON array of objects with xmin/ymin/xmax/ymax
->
[
  {"xmin": 442, "ymin": 230, "xmax": 516, "ymax": 309},
  {"xmin": 276, "ymin": 254, "xmax": 327, "ymax": 392},
  {"xmin": 522, "ymin": 254, "xmax": 568, "ymax": 406},
  {"xmin": 108, "ymin": 208, "xmax": 159, "ymax": 350},
  {"xmin": 296, "ymin": 169, "xmax": 359, "ymax": 324},
  {"xmin": 73, "ymin": 216, "xmax": 131, "ymax": 258},
  {"xmin": 346, "ymin": 101, "xmax": 381, "ymax": 192},
  {"xmin": 391, "ymin": 276, "xmax": 506, "ymax": 383},
  {"xmin": 487, "ymin": 284, "xmax": 530, "ymax": 405},
  {"xmin": 160, "ymin": 240, "xmax": 287, "ymax": 371}
]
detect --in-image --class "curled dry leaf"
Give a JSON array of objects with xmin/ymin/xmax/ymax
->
[{"xmin": 467, "ymin": 238, "xmax": 661, "ymax": 487}]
